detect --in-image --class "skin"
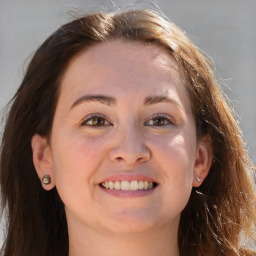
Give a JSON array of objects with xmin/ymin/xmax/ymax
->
[{"xmin": 32, "ymin": 40, "xmax": 212, "ymax": 256}]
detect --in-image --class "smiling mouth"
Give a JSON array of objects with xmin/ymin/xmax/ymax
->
[{"xmin": 100, "ymin": 180, "xmax": 158, "ymax": 191}]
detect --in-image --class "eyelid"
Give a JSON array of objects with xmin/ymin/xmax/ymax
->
[
  {"xmin": 144, "ymin": 113, "xmax": 174, "ymax": 127},
  {"xmin": 80, "ymin": 113, "xmax": 112, "ymax": 127}
]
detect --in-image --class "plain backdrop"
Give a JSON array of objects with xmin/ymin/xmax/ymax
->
[{"xmin": 0, "ymin": 0, "xmax": 256, "ymax": 249}]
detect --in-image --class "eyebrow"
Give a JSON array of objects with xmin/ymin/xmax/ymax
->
[
  {"xmin": 70, "ymin": 95, "xmax": 116, "ymax": 109},
  {"xmin": 70, "ymin": 94, "xmax": 181, "ymax": 109},
  {"xmin": 144, "ymin": 95, "xmax": 181, "ymax": 108}
]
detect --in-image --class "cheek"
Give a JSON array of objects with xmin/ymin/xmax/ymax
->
[
  {"xmin": 51, "ymin": 133, "xmax": 109, "ymax": 185},
  {"xmin": 151, "ymin": 133, "xmax": 197, "ymax": 185},
  {"xmin": 146, "ymin": 133, "xmax": 197, "ymax": 219},
  {"xmin": 50, "ymin": 134, "xmax": 110, "ymax": 210}
]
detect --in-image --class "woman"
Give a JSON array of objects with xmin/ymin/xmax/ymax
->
[{"xmin": 0, "ymin": 9, "xmax": 255, "ymax": 256}]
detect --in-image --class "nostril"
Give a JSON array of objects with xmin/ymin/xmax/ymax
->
[
  {"xmin": 110, "ymin": 146, "xmax": 151, "ymax": 164},
  {"xmin": 136, "ymin": 157, "xmax": 144, "ymax": 163}
]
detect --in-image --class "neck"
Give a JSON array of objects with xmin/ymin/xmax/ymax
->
[{"xmin": 68, "ymin": 222, "xmax": 180, "ymax": 256}]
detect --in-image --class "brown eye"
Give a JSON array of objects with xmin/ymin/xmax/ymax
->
[
  {"xmin": 81, "ymin": 115, "xmax": 111, "ymax": 127},
  {"xmin": 152, "ymin": 117, "xmax": 166, "ymax": 126},
  {"xmin": 145, "ymin": 114, "xmax": 173, "ymax": 127},
  {"xmin": 91, "ymin": 117, "xmax": 105, "ymax": 126}
]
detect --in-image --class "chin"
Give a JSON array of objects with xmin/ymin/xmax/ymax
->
[{"xmin": 100, "ymin": 210, "xmax": 163, "ymax": 234}]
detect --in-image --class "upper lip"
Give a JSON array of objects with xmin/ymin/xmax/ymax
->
[{"xmin": 98, "ymin": 173, "xmax": 159, "ymax": 184}]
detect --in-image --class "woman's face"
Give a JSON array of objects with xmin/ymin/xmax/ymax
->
[{"xmin": 33, "ymin": 40, "xmax": 211, "ymax": 235}]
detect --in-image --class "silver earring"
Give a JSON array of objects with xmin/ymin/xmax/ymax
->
[
  {"xmin": 42, "ymin": 175, "xmax": 51, "ymax": 185},
  {"xmin": 196, "ymin": 177, "xmax": 201, "ymax": 183}
]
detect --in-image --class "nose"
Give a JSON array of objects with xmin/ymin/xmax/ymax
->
[{"xmin": 108, "ymin": 125, "xmax": 151, "ymax": 165}]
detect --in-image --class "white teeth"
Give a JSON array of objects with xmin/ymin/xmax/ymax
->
[
  {"xmin": 130, "ymin": 181, "xmax": 138, "ymax": 190},
  {"xmin": 101, "ymin": 180, "xmax": 155, "ymax": 191},
  {"xmin": 114, "ymin": 181, "xmax": 120, "ymax": 190},
  {"xmin": 108, "ymin": 181, "xmax": 114, "ymax": 190},
  {"xmin": 121, "ymin": 180, "xmax": 130, "ymax": 190},
  {"xmin": 138, "ymin": 180, "xmax": 144, "ymax": 190}
]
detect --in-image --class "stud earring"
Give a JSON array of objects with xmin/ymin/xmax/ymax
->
[
  {"xmin": 196, "ymin": 177, "xmax": 201, "ymax": 183},
  {"xmin": 42, "ymin": 175, "xmax": 51, "ymax": 185}
]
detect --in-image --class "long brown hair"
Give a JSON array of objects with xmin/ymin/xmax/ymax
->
[{"xmin": 1, "ymin": 9, "xmax": 255, "ymax": 256}]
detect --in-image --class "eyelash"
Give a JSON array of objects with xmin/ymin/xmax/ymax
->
[
  {"xmin": 81, "ymin": 114, "xmax": 111, "ymax": 128},
  {"xmin": 81, "ymin": 113, "xmax": 174, "ymax": 128},
  {"xmin": 144, "ymin": 113, "xmax": 174, "ymax": 127}
]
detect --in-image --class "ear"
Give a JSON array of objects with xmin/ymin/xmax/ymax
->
[
  {"xmin": 192, "ymin": 135, "xmax": 213, "ymax": 187},
  {"xmin": 31, "ymin": 134, "xmax": 56, "ymax": 190}
]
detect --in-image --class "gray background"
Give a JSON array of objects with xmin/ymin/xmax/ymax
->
[{"xmin": 0, "ymin": 0, "xmax": 255, "ymax": 249}]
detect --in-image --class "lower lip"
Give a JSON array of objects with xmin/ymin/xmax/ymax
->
[{"xmin": 99, "ymin": 186, "xmax": 156, "ymax": 197}]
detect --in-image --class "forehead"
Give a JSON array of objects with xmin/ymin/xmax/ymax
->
[
  {"xmin": 84, "ymin": 40, "xmax": 174, "ymax": 68},
  {"xmin": 59, "ymin": 40, "xmax": 190, "ymax": 112},
  {"xmin": 62, "ymin": 40, "xmax": 183, "ymax": 84}
]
